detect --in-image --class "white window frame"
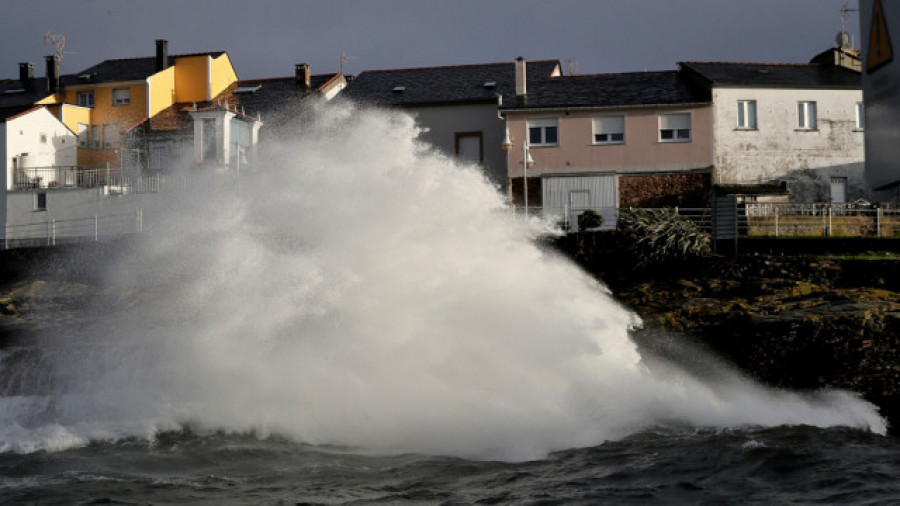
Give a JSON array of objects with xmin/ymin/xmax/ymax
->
[
  {"xmin": 112, "ymin": 88, "xmax": 130, "ymax": 106},
  {"xmin": 592, "ymin": 115, "xmax": 625, "ymax": 144},
  {"xmin": 658, "ymin": 113, "xmax": 691, "ymax": 142},
  {"xmin": 856, "ymin": 102, "xmax": 865, "ymax": 130},
  {"xmin": 527, "ymin": 118, "xmax": 559, "ymax": 147},
  {"xmin": 797, "ymin": 101, "xmax": 817, "ymax": 130},
  {"xmin": 737, "ymin": 100, "xmax": 757, "ymax": 129},
  {"xmin": 77, "ymin": 91, "xmax": 94, "ymax": 108}
]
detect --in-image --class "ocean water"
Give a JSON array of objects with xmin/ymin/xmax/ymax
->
[{"xmin": 0, "ymin": 103, "xmax": 893, "ymax": 504}]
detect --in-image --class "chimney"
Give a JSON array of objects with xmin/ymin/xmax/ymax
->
[
  {"xmin": 156, "ymin": 39, "xmax": 169, "ymax": 71},
  {"xmin": 296, "ymin": 63, "xmax": 311, "ymax": 92},
  {"xmin": 19, "ymin": 62, "xmax": 33, "ymax": 89},
  {"xmin": 45, "ymin": 55, "xmax": 59, "ymax": 94},
  {"xmin": 515, "ymin": 56, "xmax": 527, "ymax": 105}
]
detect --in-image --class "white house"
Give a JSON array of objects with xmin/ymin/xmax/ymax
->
[{"xmin": 680, "ymin": 57, "xmax": 865, "ymax": 203}]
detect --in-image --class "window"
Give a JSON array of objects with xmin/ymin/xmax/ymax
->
[
  {"xmin": 856, "ymin": 102, "xmax": 865, "ymax": 130},
  {"xmin": 527, "ymin": 118, "xmax": 559, "ymax": 146},
  {"xmin": 659, "ymin": 113, "xmax": 691, "ymax": 142},
  {"xmin": 40, "ymin": 133, "xmax": 47, "ymax": 144},
  {"xmin": 77, "ymin": 123, "xmax": 88, "ymax": 148},
  {"xmin": 798, "ymin": 101, "xmax": 817, "ymax": 129},
  {"xmin": 592, "ymin": 116, "xmax": 625, "ymax": 144},
  {"xmin": 35, "ymin": 192, "xmax": 47, "ymax": 211},
  {"xmin": 112, "ymin": 88, "xmax": 130, "ymax": 105},
  {"xmin": 737, "ymin": 100, "xmax": 757, "ymax": 129},
  {"xmin": 150, "ymin": 145, "xmax": 169, "ymax": 170},
  {"xmin": 91, "ymin": 125, "xmax": 100, "ymax": 150},
  {"xmin": 455, "ymin": 132, "xmax": 483, "ymax": 162},
  {"xmin": 77, "ymin": 91, "xmax": 94, "ymax": 108},
  {"xmin": 103, "ymin": 124, "xmax": 119, "ymax": 149}
]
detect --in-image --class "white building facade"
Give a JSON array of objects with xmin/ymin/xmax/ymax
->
[
  {"xmin": 711, "ymin": 86, "xmax": 865, "ymax": 202},
  {"xmin": 681, "ymin": 61, "xmax": 865, "ymax": 203}
]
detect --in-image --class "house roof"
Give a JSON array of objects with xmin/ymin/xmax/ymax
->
[
  {"xmin": 340, "ymin": 60, "xmax": 561, "ymax": 107},
  {"xmin": 500, "ymin": 70, "xmax": 710, "ymax": 111},
  {"xmin": 128, "ymin": 81, "xmax": 262, "ymax": 133},
  {"xmin": 62, "ymin": 52, "xmax": 226, "ymax": 85},
  {"xmin": 679, "ymin": 61, "xmax": 861, "ymax": 89},
  {"xmin": 232, "ymin": 73, "xmax": 341, "ymax": 124},
  {"xmin": 0, "ymin": 79, "xmax": 54, "ymax": 108},
  {"xmin": 0, "ymin": 104, "xmax": 43, "ymax": 122}
]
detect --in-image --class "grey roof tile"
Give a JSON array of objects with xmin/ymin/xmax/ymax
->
[
  {"xmin": 679, "ymin": 62, "xmax": 860, "ymax": 89},
  {"xmin": 500, "ymin": 70, "xmax": 709, "ymax": 110},
  {"xmin": 340, "ymin": 60, "xmax": 561, "ymax": 106}
]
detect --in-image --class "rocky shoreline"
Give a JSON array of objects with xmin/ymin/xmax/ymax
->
[
  {"xmin": 2, "ymin": 238, "xmax": 900, "ymax": 433},
  {"xmin": 553, "ymin": 232, "xmax": 900, "ymax": 433}
]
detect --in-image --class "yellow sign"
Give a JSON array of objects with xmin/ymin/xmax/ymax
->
[{"xmin": 868, "ymin": 0, "xmax": 894, "ymax": 73}]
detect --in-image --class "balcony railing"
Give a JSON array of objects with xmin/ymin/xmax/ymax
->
[{"xmin": 12, "ymin": 166, "xmax": 165, "ymax": 194}]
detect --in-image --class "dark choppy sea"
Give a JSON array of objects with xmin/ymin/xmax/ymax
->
[{"xmin": 1, "ymin": 425, "xmax": 897, "ymax": 505}]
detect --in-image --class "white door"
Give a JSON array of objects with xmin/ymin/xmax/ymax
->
[{"xmin": 830, "ymin": 177, "xmax": 847, "ymax": 203}]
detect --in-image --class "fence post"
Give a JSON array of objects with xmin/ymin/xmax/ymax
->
[
  {"xmin": 877, "ymin": 207, "xmax": 882, "ymax": 237},
  {"xmin": 51, "ymin": 219, "xmax": 56, "ymax": 246},
  {"xmin": 136, "ymin": 208, "xmax": 143, "ymax": 233},
  {"xmin": 775, "ymin": 206, "xmax": 779, "ymax": 237},
  {"xmin": 828, "ymin": 206, "xmax": 833, "ymax": 237},
  {"xmin": 94, "ymin": 215, "xmax": 99, "ymax": 241}
]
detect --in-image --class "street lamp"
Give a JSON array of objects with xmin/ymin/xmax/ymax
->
[{"xmin": 501, "ymin": 125, "xmax": 534, "ymax": 218}]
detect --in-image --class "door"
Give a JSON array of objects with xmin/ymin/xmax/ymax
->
[{"xmin": 830, "ymin": 177, "xmax": 847, "ymax": 203}]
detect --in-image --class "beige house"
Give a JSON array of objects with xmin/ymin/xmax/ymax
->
[{"xmin": 500, "ymin": 58, "xmax": 713, "ymax": 227}]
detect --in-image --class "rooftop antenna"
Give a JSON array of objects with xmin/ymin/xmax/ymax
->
[
  {"xmin": 839, "ymin": 2, "xmax": 858, "ymax": 49},
  {"xmin": 43, "ymin": 31, "xmax": 71, "ymax": 61},
  {"xmin": 339, "ymin": 51, "xmax": 357, "ymax": 74}
]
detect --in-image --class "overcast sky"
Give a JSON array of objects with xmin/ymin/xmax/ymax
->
[{"xmin": 3, "ymin": 0, "xmax": 861, "ymax": 80}]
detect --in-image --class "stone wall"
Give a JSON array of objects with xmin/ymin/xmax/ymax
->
[{"xmin": 618, "ymin": 172, "xmax": 711, "ymax": 208}]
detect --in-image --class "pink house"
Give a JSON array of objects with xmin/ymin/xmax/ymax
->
[{"xmin": 500, "ymin": 58, "xmax": 714, "ymax": 227}]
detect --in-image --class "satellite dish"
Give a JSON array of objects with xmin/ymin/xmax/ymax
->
[{"xmin": 836, "ymin": 31, "xmax": 851, "ymax": 49}]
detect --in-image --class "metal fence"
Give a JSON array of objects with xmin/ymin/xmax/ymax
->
[
  {"xmin": 739, "ymin": 202, "xmax": 900, "ymax": 237},
  {"xmin": 12, "ymin": 166, "xmax": 166, "ymax": 194},
  {"xmin": 509, "ymin": 202, "xmax": 900, "ymax": 239},
  {"xmin": 3, "ymin": 210, "xmax": 143, "ymax": 249}
]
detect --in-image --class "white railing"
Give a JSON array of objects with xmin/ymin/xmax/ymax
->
[
  {"xmin": 741, "ymin": 202, "xmax": 900, "ymax": 237},
  {"xmin": 3, "ymin": 209, "xmax": 143, "ymax": 249},
  {"xmin": 13, "ymin": 166, "xmax": 168, "ymax": 194}
]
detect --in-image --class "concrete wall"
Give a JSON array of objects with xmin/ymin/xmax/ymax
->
[
  {"xmin": 404, "ymin": 103, "xmax": 508, "ymax": 191},
  {"xmin": 712, "ymin": 87, "xmax": 865, "ymax": 201},
  {"xmin": 4, "ymin": 188, "xmax": 150, "ymax": 246}
]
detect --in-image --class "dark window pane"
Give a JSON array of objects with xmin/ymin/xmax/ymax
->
[
  {"xmin": 529, "ymin": 127, "xmax": 541, "ymax": 144},
  {"xmin": 660, "ymin": 129, "xmax": 673, "ymax": 139},
  {"xmin": 611, "ymin": 133, "xmax": 624, "ymax": 141},
  {"xmin": 545, "ymin": 126, "xmax": 558, "ymax": 144}
]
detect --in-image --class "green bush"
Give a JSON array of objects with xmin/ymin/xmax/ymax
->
[
  {"xmin": 617, "ymin": 208, "xmax": 711, "ymax": 266},
  {"xmin": 577, "ymin": 210, "xmax": 603, "ymax": 230}
]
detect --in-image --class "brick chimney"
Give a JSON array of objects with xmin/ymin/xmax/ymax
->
[
  {"xmin": 515, "ymin": 56, "xmax": 527, "ymax": 106},
  {"xmin": 156, "ymin": 39, "xmax": 169, "ymax": 71},
  {"xmin": 45, "ymin": 55, "xmax": 59, "ymax": 94},
  {"xmin": 19, "ymin": 62, "xmax": 33, "ymax": 89},
  {"xmin": 296, "ymin": 63, "xmax": 310, "ymax": 92}
]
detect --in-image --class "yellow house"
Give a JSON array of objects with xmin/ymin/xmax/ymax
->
[{"xmin": 38, "ymin": 40, "xmax": 239, "ymax": 170}]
